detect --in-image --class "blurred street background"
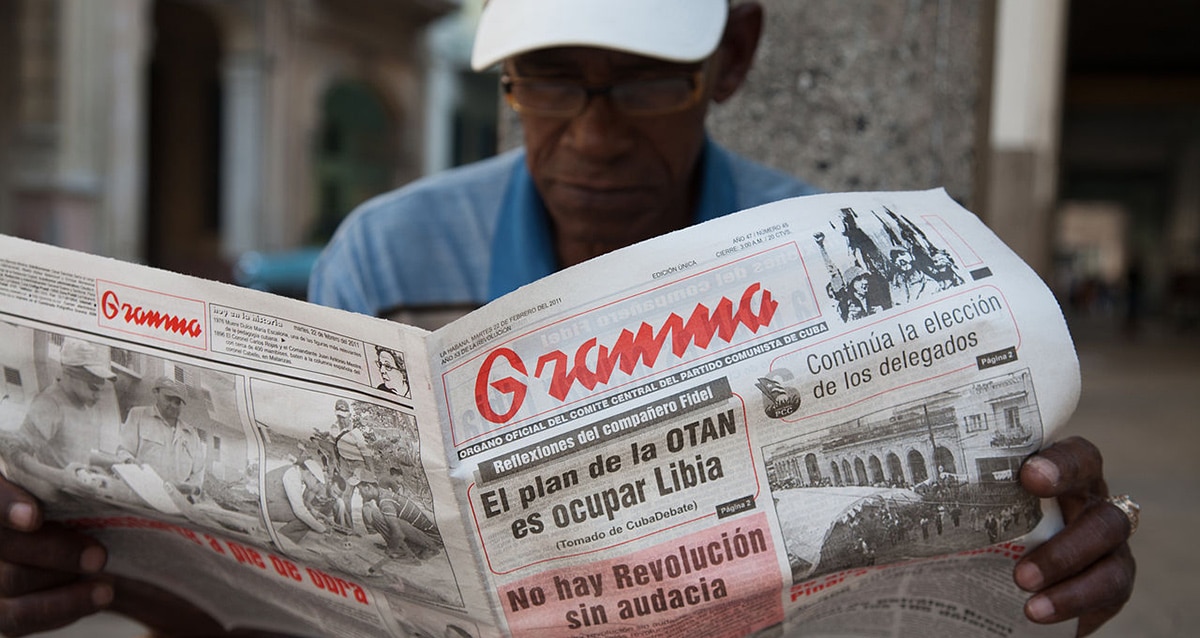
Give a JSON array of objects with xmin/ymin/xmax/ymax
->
[
  {"xmin": 3, "ymin": 0, "xmax": 1197, "ymax": 636},
  {"xmin": 1058, "ymin": 319, "xmax": 1200, "ymax": 637}
]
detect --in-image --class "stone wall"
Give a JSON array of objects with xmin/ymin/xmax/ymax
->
[{"xmin": 709, "ymin": 0, "xmax": 994, "ymax": 208}]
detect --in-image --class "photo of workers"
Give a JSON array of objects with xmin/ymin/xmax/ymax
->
[
  {"xmin": 247, "ymin": 379, "xmax": 461, "ymax": 607},
  {"xmin": 0, "ymin": 323, "xmax": 261, "ymax": 538}
]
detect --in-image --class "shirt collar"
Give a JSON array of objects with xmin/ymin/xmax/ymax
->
[
  {"xmin": 151, "ymin": 404, "xmax": 187, "ymax": 430},
  {"xmin": 486, "ymin": 138, "xmax": 736, "ymax": 300}
]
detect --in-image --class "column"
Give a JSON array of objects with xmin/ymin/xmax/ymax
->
[
  {"xmin": 1168, "ymin": 137, "xmax": 1200, "ymax": 271},
  {"xmin": 103, "ymin": 0, "xmax": 150, "ymax": 262},
  {"xmin": 46, "ymin": 0, "xmax": 109, "ymax": 252},
  {"xmin": 983, "ymin": 0, "xmax": 1069, "ymax": 276},
  {"xmin": 221, "ymin": 50, "xmax": 266, "ymax": 258}
]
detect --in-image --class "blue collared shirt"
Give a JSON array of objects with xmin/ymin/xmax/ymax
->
[{"xmin": 309, "ymin": 139, "xmax": 817, "ymax": 319}]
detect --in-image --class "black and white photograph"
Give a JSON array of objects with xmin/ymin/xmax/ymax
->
[
  {"xmin": 814, "ymin": 206, "xmax": 966, "ymax": 323},
  {"xmin": 0, "ymin": 323, "xmax": 262, "ymax": 538},
  {"xmin": 764, "ymin": 369, "xmax": 1043, "ymax": 583},
  {"xmin": 373, "ymin": 344, "xmax": 412, "ymax": 399},
  {"xmin": 248, "ymin": 379, "xmax": 461, "ymax": 607}
]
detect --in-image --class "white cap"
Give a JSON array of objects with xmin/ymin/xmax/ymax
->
[
  {"xmin": 303, "ymin": 459, "xmax": 326, "ymax": 484},
  {"xmin": 471, "ymin": 0, "xmax": 729, "ymax": 71},
  {"xmin": 60, "ymin": 338, "xmax": 117, "ymax": 380}
]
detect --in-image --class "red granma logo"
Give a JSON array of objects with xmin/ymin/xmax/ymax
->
[
  {"xmin": 101, "ymin": 289, "xmax": 203, "ymax": 339},
  {"xmin": 474, "ymin": 282, "xmax": 777, "ymax": 423}
]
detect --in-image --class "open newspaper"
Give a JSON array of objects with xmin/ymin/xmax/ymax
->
[{"xmin": 0, "ymin": 189, "xmax": 1078, "ymax": 637}]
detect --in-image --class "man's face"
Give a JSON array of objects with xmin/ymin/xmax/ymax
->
[
  {"xmin": 894, "ymin": 252, "xmax": 914, "ymax": 272},
  {"xmin": 932, "ymin": 252, "xmax": 952, "ymax": 271},
  {"xmin": 155, "ymin": 389, "xmax": 185, "ymax": 423},
  {"xmin": 378, "ymin": 351, "xmax": 396, "ymax": 382},
  {"xmin": 852, "ymin": 277, "xmax": 870, "ymax": 295},
  {"xmin": 510, "ymin": 48, "xmax": 712, "ymax": 262},
  {"xmin": 63, "ymin": 369, "xmax": 105, "ymax": 407},
  {"xmin": 378, "ymin": 351, "xmax": 408, "ymax": 393},
  {"xmin": 302, "ymin": 468, "xmax": 324, "ymax": 492}
]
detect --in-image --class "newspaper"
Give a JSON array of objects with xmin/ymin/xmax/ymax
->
[{"xmin": 0, "ymin": 189, "xmax": 1078, "ymax": 637}]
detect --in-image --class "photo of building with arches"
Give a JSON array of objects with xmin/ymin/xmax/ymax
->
[{"xmin": 764, "ymin": 369, "xmax": 1044, "ymax": 582}]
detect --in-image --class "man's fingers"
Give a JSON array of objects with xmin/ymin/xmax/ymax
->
[
  {"xmin": 0, "ymin": 523, "xmax": 106, "ymax": 574},
  {"xmin": 1021, "ymin": 549, "xmax": 1134, "ymax": 628},
  {"xmin": 0, "ymin": 479, "xmax": 112, "ymax": 636},
  {"xmin": 0, "ymin": 578, "xmax": 113, "ymax": 637},
  {"xmin": 1015, "ymin": 499, "xmax": 1131, "ymax": 591},
  {"xmin": 1017, "ymin": 437, "xmax": 1137, "ymax": 636},
  {"xmin": 0, "ymin": 562, "xmax": 78, "ymax": 597},
  {"xmin": 0, "ymin": 476, "xmax": 42, "ymax": 532},
  {"xmin": 1020, "ymin": 437, "xmax": 1107, "ymax": 506}
]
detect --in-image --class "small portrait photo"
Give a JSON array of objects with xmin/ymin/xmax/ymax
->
[{"xmin": 374, "ymin": 345, "xmax": 411, "ymax": 399}]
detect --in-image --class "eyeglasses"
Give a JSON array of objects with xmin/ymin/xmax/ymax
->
[{"xmin": 501, "ymin": 69, "xmax": 706, "ymax": 118}]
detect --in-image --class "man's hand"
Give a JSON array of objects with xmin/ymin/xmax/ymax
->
[
  {"xmin": 0, "ymin": 473, "xmax": 112, "ymax": 636},
  {"xmin": 1016, "ymin": 436, "xmax": 1137, "ymax": 636},
  {"xmin": 0, "ymin": 474, "xmax": 292, "ymax": 637}
]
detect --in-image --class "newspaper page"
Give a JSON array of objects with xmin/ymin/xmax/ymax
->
[
  {"xmin": 0, "ymin": 237, "xmax": 489, "ymax": 637},
  {"xmin": 0, "ymin": 188, "xmax": 1078, "ymax": 638},
  {"xmin": 429, "ymin": 189, "xmax": 1078, "ymax": 637}
]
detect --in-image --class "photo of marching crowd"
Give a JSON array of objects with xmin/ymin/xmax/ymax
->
[
  {"xmin": 0, "ymin": 324, "xmax": 263, "ymax": 541},
  {"xmin": 813, "ymin": 206, "xmax": 966, "ymax": 322},
  {"xmin": 763, "ymin": 369, "xmax": 1044, "ymax": 583},
  {"xmin": 247, "ymin": 379, "xmax": 460, "ymax": 607}
]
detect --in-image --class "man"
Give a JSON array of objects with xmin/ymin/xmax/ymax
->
[
  {"xmin": 0, "ymin": 2, "xmax": 1136, "ymax": 636},
  {"xmin": 358, "ymin": 474, "xmax": 440, "ymax": 564},
  {"xmin": 331, "ymin": 398, "xmax": 353, "ymax": 433},
  {"xmin": 887, "ymin": 247, "xmax": 936, "ymax": 305},
  {"xmin": 329, "ymin": 399, "xmax": 373, "ymax": 480},
  {"xmin": 18, "ymin": 338, "xmax": 116, "ymax": 469},
  {"xmin": 375, "ymin": 346, "xmax": 410, "ymax": 398},
  {"xmin": 117, "ymin": 377, "xmax": 206, "ymax": 494},
  {"xmin": 308, "ymin": 0, "xmax": 818, "ymax": 317},
  {"xmin": 264, "ymin": 457, "xmax": 330, "ymax": 545},
  {"xmin": 837, "ymin": 265, "xmax": 884, "ymax": 321},
  {"xmin": 929, "ymin": 248, "xmax": 965, "ymax": 290}
]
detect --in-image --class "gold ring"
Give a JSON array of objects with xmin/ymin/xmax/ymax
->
[{"xmin": 1106, "ymin": 494, "xmax": 1141, "ymax": 537}]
